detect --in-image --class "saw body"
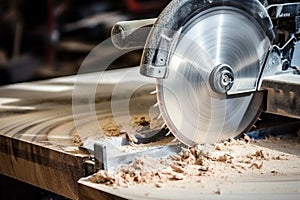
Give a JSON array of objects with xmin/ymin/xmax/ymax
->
[{"xmin": 112, "ymin": 0, "xmax": 300, "ymax": 146}]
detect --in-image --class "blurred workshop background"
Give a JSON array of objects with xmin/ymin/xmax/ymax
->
[{"xmin": 0, "ymin": 0, "xmax": 170, "ymax": 86}]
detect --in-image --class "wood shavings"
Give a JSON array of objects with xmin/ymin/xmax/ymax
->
[
  {"xmin": 155, "ymin": 182, "xmax": 163, "ymax": 188},
  {"xmin": 243, "ymin": 133, "xmax": 252, "ymax": 143},
  {"xmin": 216, "ymin": 154, "xmax": 233, "ymax": 163},
  {"xmin": 254, "ymin": 150, "xmax": 265, "ymax": 159},
  {"xmin": 72, "ymin": 131, "xmax": 83, "ymax": 147},
  {"xmin": 100, "ymin": 119, "xmax": 121, "ymax": 136},
  {"xmin": 170, "ymin": 163, "xmax": 185, "ymax": 173},
  {"xmin": 100, "ymin": 115, "xmax": 153, "ymax": 138},
  {"xmin": 249, "ymin": 162, "xmax": 263, "ymax": 169},
  {"xmin": 88, "ymin": 135, "xmax": 300, "ymax": 188},
  {"xmin": 271, "ymin": 155, "xmax": 289, "ymax": 160},
  {"xmin": 214, "ymin": 188, "xmax": 221, "ymax": 195},
  {"xmin": 89, "ymin": 170, "xmax": 115, "ymax": 185},
  {"xmin": 214, "ymin": 145, "xmax": 222, "ymax": 151},
  {"xmin": 171, "ymin": 173, "xmax": 185, "ymax": 180},
  {"xmin": 131, "ymin": 116, "xmax": 151, "ymax": 127}
]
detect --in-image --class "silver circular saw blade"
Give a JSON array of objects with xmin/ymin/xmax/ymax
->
[{"xmin": 157, "ymin": 6, "xmax": 269, "ymax": 146}]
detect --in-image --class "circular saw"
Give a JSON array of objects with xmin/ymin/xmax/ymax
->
[
  {"xmin": 140, "ymin": 0, "xmax": 274, "ymax": 146},
  {"xmin": 111, "ymin": 0, "xmax": 300, "ymax": 146}
]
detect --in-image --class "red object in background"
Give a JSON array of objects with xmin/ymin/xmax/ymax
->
[{"xmin": 124, "ymin": 0, "xmax": 169, "ymax": 14}]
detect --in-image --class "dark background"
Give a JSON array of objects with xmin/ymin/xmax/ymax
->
[{"xmin": 0, "ymin": 0, "xmax": 170, "ymax": 85}]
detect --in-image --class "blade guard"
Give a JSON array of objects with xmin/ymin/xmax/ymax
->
[{"xmin": 140, "ymin": 0, "xmax": 275, "ymax": 84}]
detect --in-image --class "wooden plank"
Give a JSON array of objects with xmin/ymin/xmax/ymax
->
[
  {"xmin": 0, "ymin": 67, "xmax": 157, "ymax": 199},
  {"xmin": 0, "ymin": 135, "xmax": 87, "ymax": 199},
  {"xmin": 78, "ymin": 176, "xmax": 300, "ymax": 200},
  {"xmin": 0, "ymin": 80, "xmax": 92, "ymax": 199},
  {"xmin": 1, "ymin": 67, "xmax": 299, "ymax": 199},
  {"xmin": 78, "ymin": 136, "xmax": 300, "ymax": 200},
  {"xmin": 79, "ymin": 182, "xmax": 125, "ymax": 200}
]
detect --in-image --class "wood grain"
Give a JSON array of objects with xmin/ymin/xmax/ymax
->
[{"xmin": 0, "ymin": 67, "xmax": 157, "ymax": 199}]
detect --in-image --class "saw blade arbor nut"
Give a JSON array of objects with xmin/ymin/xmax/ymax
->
[{"xmin": 209, "ymin": 64, "xmax": 234, "ymax": 94}]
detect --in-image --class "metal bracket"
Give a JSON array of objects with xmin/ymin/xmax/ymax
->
[
  {"xmin": 94, "ymin": 144, "xmax": 108, "ymax": 171},
  {"xmin": 139, "ymin": 65, "xmax": 168, "ymax": 79},
  {"xmin": 89, "ymin": 130, "xmax": 184, "ymax": 172}
]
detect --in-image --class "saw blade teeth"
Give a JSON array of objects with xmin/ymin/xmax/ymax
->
[
  {"xmin": 171, "ymin": 138, "xmax": 178, "ymax": 143},
  {"xmin": 165, "ymin": 130, "xmax": 172, "ymax": 137},
  {"xmin": 160, "ymin": 123, "xmax": 167, "ymax": 129},
  {"xmin": 153, "ymin": 102, "xmax": 159, "ymax": 108},
  {"xmin": 156, "ymin": 113, "xmax": 162, "ymax": 120},
  {"xmin": 153, "ymin": 4, "xmax": 268, "ymax": 145},
  {"xmin": 150, "ymin": 90, "xmax": 158, "ymax": 95}
]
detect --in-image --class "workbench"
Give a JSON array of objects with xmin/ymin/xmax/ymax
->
[
  {"xmin": 0, "ymin": 67, "xmax": 155, "ymax": 199},
  {"xmin": 0, "ymin": 67, "xmax": 300, "ymax": 200}
]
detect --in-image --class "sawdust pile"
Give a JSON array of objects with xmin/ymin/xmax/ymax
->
[
  {"xmin": 100, "ymin": 119, "xmax": 122, "ymax": 137},
  {"xmin": 88, "ymin": 136, "xmax": 299, "ymax": 188},
  {"xmin": 99, "ymin": 115, "xmax": 154, "ymax": 137},
  {"xmin": 130, "ymin": 116, "xmax": 151, "ymax": 127},
  {"xmin": 72, "ymin": 130, "xmax": 83, "ymax": 147}
]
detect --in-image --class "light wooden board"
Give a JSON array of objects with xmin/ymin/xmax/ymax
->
[
  {"xmin": 0, "ymin": 67, "xmax": 157, "ymax": 199},
  {"xmin": 78, "ymin": 135, "xmax": 300, "ymax": 200},
  {"xmin": 78, "ymin": 176, "xmax": 300, "ymax": 200},
  {"xmin": 1, "ymin": 67, "xmax": 300, "ymax": 200}
]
